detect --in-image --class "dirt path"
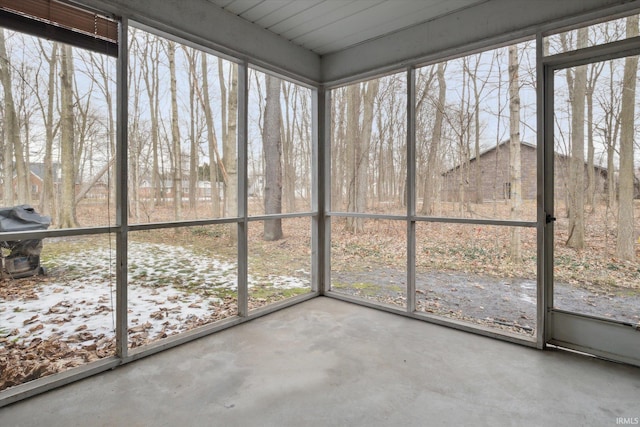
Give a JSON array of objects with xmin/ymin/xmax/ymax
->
[{"xmin": 332, "ymin": 268, "xmax": 640, "ymax": 335}]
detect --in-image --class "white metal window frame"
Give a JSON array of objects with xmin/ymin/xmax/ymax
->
[
  {"xmin": 323, "ymin": 53, "xmax": 539, "ymax": 348},
  {"xmin": 540, "ymin": 32, "xmax": 640, "ymax": 366},
  {"xmin": 2, "ymin": 0, "xmax": 640, "ymax": 407},
  {"xmin": 0, "ymin": 15, "xmax": 320, "ymax": 408}
]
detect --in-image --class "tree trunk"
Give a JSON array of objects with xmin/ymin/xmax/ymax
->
[
  {"xmin": 200, "ymin": 55, "xmax": 221, "ymax": 217},
  {"xmin": 584, "ymin": 60, "xmax": 603, "ymax": 213},
  {"xmin": 358, "ymin": 80, "xmax": 378, "ymax": 215},
  {"xmin": 58, "ymin": 44, "xmax": 77, "ymax": 228},
  {"xmin": 1, "ymin": 123, "xmax": 12, "ymax": 206},
  {"xmin": 75, "ymin": 157, "xmax": 115, "ymax": 203},
  {"xmin": 455, "ymin": 63, "xmax": 472, "ymax": 216},
  {"xmin": 222, "ymin": 62, "xmax": 238, "ymax": 236},
  {"xmin": 85, "ymin": 51, "xmax": 115, "ymax": 217},
  {"xmin": 420, "ymin": 62, "xmax": 446, "ymax": 215},
  {"xmin": 566, "ymin": 28, "xmax": 587, "ymax": 249},
  {"xmin": 263, "ymin": 74, "xmax": 283, "ymax": 241},
  {"xmin": 605, "ymin": 61, "xmax": 620, "ymax": 210},
  {"xmin": 376, "ymin": 112, "xmax": 385, "ymax": 204},
  {"xmin": 129, "ymin": 54, "xmax": 141, "ymax": 221},
  {"xmin": 472, "ymin": 62, "xmax": 482, "ymax": 204},
  {"xmin": 281, "ymin": 83, "xmax": 297, "ymax": 212},
  {"xmin": 168, "ymin": 41, "xmax": 182, "ymax": 220},
  {"xmin": 141, "ymin": 36, "xmax": 162, "ymax": 206},
  {"xmin": 345, "ymin": 80, "xmax": 378, "ymax": 233},
  {"xmin": 586, "ymin": 85, "xmax": 595, "ymax": 212},
  {"xmin": 185, "ymin": 48, "xmax": 198, "ymax": 210},
  {"xmin": 0, "ymin": 30, "xmax": 29, "ymax": 204},
  {"xmin": 33, "ymin": 41, "xmax": 57, "ymax": 217},
  {"xmin": 616, "ymin": 15, "xmax": 638, "ymax": 261},
  {"xmin": 332, "ymin": 89, "xmax": 346, "ymax": 209},
  {"xmin": 508, "ymin": 45, "xmax": 522, "ymax": 261},
  {"xmin": 345, "ymin": 84, "xmax": 362, "ymax": 232}
]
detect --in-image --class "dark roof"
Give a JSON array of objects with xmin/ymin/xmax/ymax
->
[
  {"xmin": 442, "ymin": 140, "xmax": 534, "ymax": 175},
  {"xmin": 28, "ymin": 163, "xmax": 61, "ymax": 181}
]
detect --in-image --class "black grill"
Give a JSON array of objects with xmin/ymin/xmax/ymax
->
[{"xmin": 0, "ymin": 205, "xmax": 51, "ymax": 279}]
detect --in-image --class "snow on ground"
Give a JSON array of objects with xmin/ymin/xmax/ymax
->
[{"xmin": 1, "ymin": 241, "xmax": 309, "ymax": 347}]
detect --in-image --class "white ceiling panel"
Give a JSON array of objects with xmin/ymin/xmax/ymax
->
[
  {"xmin": 208, "ymin": 0, "xmax": 235, "ymax": 7},
  {"xmin": 239, "ymin": 0, "xmax": 293, "ymax": 22},
  {"xmin": 307, "ymin": 0, "xmax": 482, "ymax": 54},
  {"xmin": 208, "ymin": 0, "xmax": 485, "ymax": 55},
  {"xmin": 253, "ymin": 1, "xmax": 327, "ymax": 28},
  {"xmin": 221, "ymin": 0, "xmax": 263, "ymax": 15},
  {"xmin": 277, "ymin": 1, "xmax": 386, "ymax": 41},
  {"xmin": 267, "ymin": 0, "xmax": 360, "ymax": 35}
]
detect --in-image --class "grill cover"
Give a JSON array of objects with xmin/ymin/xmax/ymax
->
[{"xmin": 0, "ymin": 205, "xmax": 51, "ymax": 232}]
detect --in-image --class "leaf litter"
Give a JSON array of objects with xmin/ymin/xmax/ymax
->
[{"xmin": 1, "ymin": 240, "xmax": 308, "ymax": 390}]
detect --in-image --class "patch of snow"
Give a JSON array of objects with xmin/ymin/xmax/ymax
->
[
  {"xmin": 519, "ymin": 294, "xmax": 536, "ymax": 305},
  {"xmin": 1, "ymin": 241, "xmax": 308, "ymax": 347}
]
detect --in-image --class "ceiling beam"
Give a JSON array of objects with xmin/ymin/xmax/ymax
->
[
  {"xmin": 72, "ymin": 0, "xmax": 322, "ymax": 83},
  {"xmin": 321, "ymin": 0, "xmax": 640, "ymax": 84}
]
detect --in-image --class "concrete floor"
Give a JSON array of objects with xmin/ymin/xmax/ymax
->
[{"xmin": 1, "ymin": 297, "xmax": 639, "ymax": 427}]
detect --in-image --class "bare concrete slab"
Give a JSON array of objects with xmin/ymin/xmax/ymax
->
[{"xmin": 1, "ymin": 297, "xmax": 639, "ymax": 426}]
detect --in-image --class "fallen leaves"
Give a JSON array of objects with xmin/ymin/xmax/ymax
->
[
  {"xmin": 28, "ymin": 324, "xmax": 44, "ymax": 334},
  {"xmin": 0, "ymin": 295, "xmax": 243, "ymax": 391},
  {"xmin": 1, "ymin": 207, "xmax": 636, "ymax": 393},
  {"xmin": 23, "ymin": 315, "xmax": 39, "ymax": 326},
  {"xmin": 0, "ymin": 336, "xmax": 116, "ymax": 391}
]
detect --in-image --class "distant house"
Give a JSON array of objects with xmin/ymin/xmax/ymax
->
[
  {"xmin": 441, "ymin": 140, "xmax": 608, "ymax": 203},
  {"xmin": 138, "ymin": 177, "xmax": 217, "ymax": 200},
  {"xmin": 26, "ymin": 168, "xmax": 44, "ymax": 201},
  {"xmin": 0, "ymin": 163, "xmax": 61, "ymax": 202}
]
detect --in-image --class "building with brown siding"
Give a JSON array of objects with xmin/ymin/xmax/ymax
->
[{"xmin": 441, "ymin": 141, "xmax": 608, "ymax": 202}]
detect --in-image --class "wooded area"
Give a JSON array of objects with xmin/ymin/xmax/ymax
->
[
  {"xmin": 0, "ymin": 27, "xmax": 312, "ymax": 230},
  {"xmin": 330, "ymin": 20, "xmax": 639, "ymax": 262},
  {"xmin": 0, "ymin": 17, "xmax": 636, "ymax": 266}
]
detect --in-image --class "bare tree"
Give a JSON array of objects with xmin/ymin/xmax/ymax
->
[
  {"xmin": 297, "ymin": 91, "xmax": 312, "ymax": 203},
  {"xmin": 281, "ymin": 82, "xmax": 297, "ymax": 212},
  {"xmin": 58, "ymin": 43, "xmax": 77, "ymax": 228},
  {"xmin": 464, "ymin": 53, "xmax": 491, "ymax": 204},
  {"xmin": 183, "ymin": 47, "xmax": 199, "ymax": 210},
  {"xmin": 345, "ymin": 84, "xmax": 362, "ymax": 231},
  {"xmin": 220, "ymin": 61, "xmax": 238, "ymax": 230},
  {"xmin": 585, "ymin": 60, "xmax": 604, "ymax": 211},
  {"xmin": 616, "ymin": 15, "xmax": 638, "ymax": 261},
  {"xmin": 420, "ymin": 62, "xmax": 446, "ymax": 215},
  {"xmin": 263, "ymin": 74, "xmax": 283, "ymax": 240},
  {"xmin": 331, "ymin": 87, "xmax": 347, "ymax": 209},
  {"xmin": 564, "ymin": 28, "xmax": 587, "ymax": 249},
  {"xmin": 167, "ymin": 40, "xmax": 182, "ymax": 220},
  {"xmin": 128, "ymin": 35, "xmax": 144, "ymax": 221},
  {"xmin": 345, "ymin": 79, "xmax": 379, "ymax": 233},
  {"xmin": 89, "ymin": 49, "xmax": 115, "ymax": 194},
  {"xmin": 198, "ymin": 54, "xmax": 223, "ymax": 217},
  {"xmin": 373, "ymin": 74, "xmax": 406, "ymax": 208},
  {"xmin": 597, "ymin": 59, "xmax": 622, "ymax": 211},
  {"xmin": 140, "ymin": 31, "xmax": 162, "ymax": 207},
  {"xmin": 0, "ymin": 30, "xmax": 29, "ymax": 204},
  {"xmin": 508, "ymin": 44, "xmax": 522, "ymax": 261},
  {"xmin": 37, "ymin": 41, "xmax": 59, "ymax": 218},
  {"xmin": 441, "ymin": 58, "xmax": 475, "ymax": 216}
]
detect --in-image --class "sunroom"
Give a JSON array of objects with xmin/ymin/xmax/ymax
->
[{"xmin": 0, "ymin": 0, "xmax": 639, "ymax": 422}]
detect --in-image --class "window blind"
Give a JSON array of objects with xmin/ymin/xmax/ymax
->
[{"xmin": 0, "ymin": 0, "xmax": 117, "ymax": 56}]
